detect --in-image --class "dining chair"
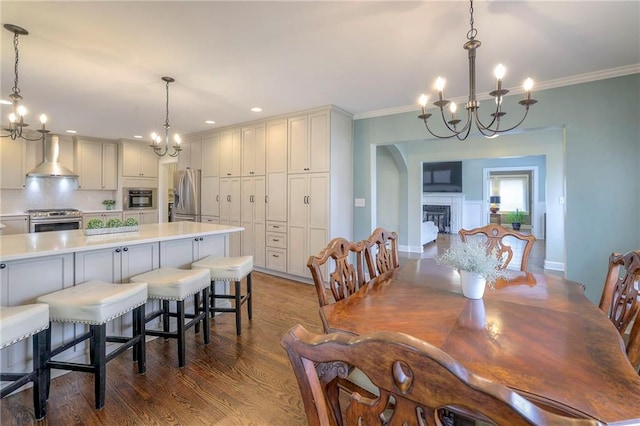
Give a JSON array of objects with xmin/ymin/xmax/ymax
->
[
  {"xmin": 598, "ymin": 250, "xmax": 640, "ymax": 370},
  {"xmin": 459, "ymin": 224, "xmax": 536, "ymax": 271},
  {"xmin": 363, "ymin": 227, "xmax": 399, "ymax": 280},
  {"xmin": 307, "ymin": 237, "xmax": 367, "ymax": 308},
  {"xmin": 281, "ymin": 324, "xmax": 602, "ymax": 426}
]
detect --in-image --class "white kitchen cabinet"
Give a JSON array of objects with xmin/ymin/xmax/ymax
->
[
  {"xmin": 287, "ymin": 173, "xmax": 329, "ymax": 278},
  {"xmin": 121, "ymin": 140, "xmax": 158, "ymax": 178},
  {"xmin": 202, "ymin": 132, "xmax": 220, "ymax": 177},
  {"xmin": 75, "ymin": 138, "xmax": 118, "ymax": 190},
  {"xmin": 241, "ymin": 123, "xmax": 265, "ymax": 176},
  {"xmin": 201, "ymin": 176, "xmax": 220, "ymax": 217},
  {"xmin": 220, "ymin": 177, "xmax": 241, "ymax": 257},
  {"xmin": 1, "ymin": 254, "xmax": 76, "ymax": 372},
  {"xmin": 123, "ymin": 209, "xmax": 158, "ymax": 225},
  {"xmin": 265, "ymin": 119, "xmax": 288, "ymax": 223},
  {"xmin": 265, "ymin": 222, "xmax": 287, "ymax": 272},
  {"xmin": 241, "ymin": 176, "xmax": 266, "ymax": 268},
  {"xmin": 82, "ymin": 211, "xmax": 122, "ymax": 228},
  {"xmin": 159, "ymin": 234, "xmax": 227, "ymax": 267},
  {"xmin": 201, "ymin": 215, "xmax": 219, "ymax": 224},
  {"xmin": 0, "ymin": 215, "xmax": 29, "ymax": 235},
  {"xmin": 0, "ymin": 138, "xmax": 26, "ymax": 189},
  {"xmin": 288, "ymin": 111, "xmax": 330, "ymax": 174},
  {"xmin": 178, "ymin": 135, "xmax": 202, "ymax": 171},
  {"xmin": 220, "ymin": 128, "xmax": 242, "ymax": 177}
]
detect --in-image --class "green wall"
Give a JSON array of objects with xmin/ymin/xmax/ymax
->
[{"xmin": 353, "ymin": 74, "xmax": 640, "ymax": 303}]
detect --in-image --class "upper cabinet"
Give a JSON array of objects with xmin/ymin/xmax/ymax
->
[
  {"xmin": 74, "ymin": 138, "xmax": 117, "ymax": 190},
  {"xmin": 202, "ymin": 132, "xmax": 220, "ymax": 177},
  {"xmin": 241, "ymin": 123, "xmax": 265, "ymax": 176},
  {"xmin": 266, "ymin": 119, "xmax": 287, "ymax": 174},
  {"xmin": 288, "ymin": 111, "xmax": 329, "ymax": 174},
  {"xmin": 220, "ymin": 128, "xmax": 242, "ymax": 177},
  {"xmin": 0, "ymin": 138, "xmax": 26, "ymax": 189},
  {"xmin": 121, "ymin": 140, "xmax": 158, "ymax": 178},
  {"xmin": 177, "ymin": 135, "xmax": 202, "ymax": 171}
]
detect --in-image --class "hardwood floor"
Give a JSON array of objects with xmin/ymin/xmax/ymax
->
[{"xmin": 1, "ymin": 272, "xmax": 323, "ymax": 425}]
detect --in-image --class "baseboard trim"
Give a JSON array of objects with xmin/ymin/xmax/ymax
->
[
  {"xmin": 253, "ymin": 266, "xmax": 313, "ymax": 285},
  {"xmin": 399, "ymin": 245, "xmax": 425, "ymax": 253},
  {"xmin": 544, "ymin": 260, "xmax": 565, "ymax": 272}
]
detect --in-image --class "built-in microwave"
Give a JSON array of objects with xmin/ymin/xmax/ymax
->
[{"xmin": 124, "ymin": 188, "xmax": 156, "ymax": 210}]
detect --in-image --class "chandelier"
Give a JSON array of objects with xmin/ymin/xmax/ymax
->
[
  {"xmin": 1, "ymin": 24, "xmax": 49, "ymax": 142},
  {"xmin": 149, "ymin": 76, "xmax": 182, "ymax": 157},
  {"xmin": 417, "ymin": 0, "xmax": 537, "ymax": 140}
]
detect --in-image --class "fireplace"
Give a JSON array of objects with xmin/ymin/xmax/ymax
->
[{"xmin": 423, "ymin": 204, "xmax": 451, "ymax": 233}]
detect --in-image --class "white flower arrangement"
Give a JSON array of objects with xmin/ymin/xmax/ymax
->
[{"xmin": 436, "ymin": 241, "xmax": 510, "ymax": 286}]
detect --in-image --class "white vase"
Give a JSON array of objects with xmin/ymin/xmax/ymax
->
[{"xmin": 459, "ymin": 270, "xmax": 486, "ymax": 299}]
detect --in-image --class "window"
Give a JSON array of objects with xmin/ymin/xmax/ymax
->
[{"xmin": 491, "ymin": 174, "xmax": 529, "ymax": 213}]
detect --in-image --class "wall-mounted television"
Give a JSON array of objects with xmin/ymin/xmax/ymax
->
[{"xmin": 423, "ymin": 161, "xmax": 462, "ymax": 193}]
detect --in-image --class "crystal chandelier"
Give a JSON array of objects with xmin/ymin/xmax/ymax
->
[
  {"xmin": 417, "ymin": 0, "xmax": 538, "ymax": 140},
  {"xmin": 1, "ymin": 24, "xmax": 49, "ymax": 142},
  {"xmin": 149, "ymin": 76, "xmax": 182, "ymax": 157}
]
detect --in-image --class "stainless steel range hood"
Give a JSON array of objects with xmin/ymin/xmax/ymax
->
[{"xmin": 26, "ymin": 135, "xmax": 78, "ymax": 178}]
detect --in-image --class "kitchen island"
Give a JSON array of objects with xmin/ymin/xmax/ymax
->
[{"xmin": 0, "ymin": 222, "xmax": 243, "ymax": 373}]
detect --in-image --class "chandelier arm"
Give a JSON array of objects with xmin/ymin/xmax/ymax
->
[
  {"xmin": 421, "ymin": 110, "xmax": 471, "ymax": 140},
  {"xmin": 478, "ymin": 107, "xmax": 532, "ymax": 136},
  {"xmin": 435, "ymin": 105, "xmax": 473, "ymax": 136}
]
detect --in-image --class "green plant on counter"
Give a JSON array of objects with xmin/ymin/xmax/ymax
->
[
  {"xmin": 86, "ymin": 218, "xmax": 105, "ymax": 229},
  {"xmin": 507, "ymin": 209, "xmax": 525, "ymax": 224},
  {"xmin": 102, "ymin": 199, "xmax": 116, "ymax": 206},
  {"xmin": 106, "ymin": 218, "xmax": 123, "ymax": 228},
  {"xmin": 124, "ymin": 217, "xmax": 138, "ymax": 227}
]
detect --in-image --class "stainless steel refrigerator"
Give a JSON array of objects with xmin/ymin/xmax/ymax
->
[{"xmin": 172, "ymin": 168, "xmax": 201, "ymax": 222}]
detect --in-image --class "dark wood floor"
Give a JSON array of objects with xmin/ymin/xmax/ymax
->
[{"xmin": 1, "ymin": 272, "xmax": 323, "ymax": 425}]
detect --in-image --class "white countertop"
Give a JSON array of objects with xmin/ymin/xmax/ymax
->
[{"xmin": 0, "ymin": 222, "xmax": 243, "ymax": 262}]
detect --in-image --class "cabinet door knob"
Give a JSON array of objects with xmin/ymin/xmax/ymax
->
[
  {"xmin": 216, "ymin": 195, "xmax": 219, "ymax": 202},
  {"xmin": 123, "ymin": 247, "xmax": 129, "ymax": 252},
  {"xmin": 199, "ymin": 237, "xmax": 204, "ymax": 241},
  {"xmin": 0, "ymin": 264, "xmax": 6, "ymax": 269},
  {"xmin": 265, "ymin": 196, "xmax": 268, "ymax": 203},
  {"xmin": 272, "ymin": 254, "xmax": 279, "ymax": 258},
  {"xmin": 115, "ymin": 248, "xmax": 121, "ymax": 253},
  {"xmin": 195, "ymin": 238, "xmax": 199, "ymax": 242}
]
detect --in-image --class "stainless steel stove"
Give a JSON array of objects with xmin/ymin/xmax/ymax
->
[{"xmin": 27, "ymin": 208, "xmax": 83, "ymax": 233}]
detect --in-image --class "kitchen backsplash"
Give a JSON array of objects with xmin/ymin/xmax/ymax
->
[{"xmin": 0, "ymin": 178, "xmax": 118, "ymax": 214}]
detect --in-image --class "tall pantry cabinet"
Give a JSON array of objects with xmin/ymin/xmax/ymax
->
[
  {"xmin": 286, "ymin": 108, "xmax": 353, "ymax": 279},
  {"xmin": 240, "ymin": 123, "xmax": 266, "ymax": 268}
]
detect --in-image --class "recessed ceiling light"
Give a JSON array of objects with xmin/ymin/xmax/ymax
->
[
  {"xmin": 0, "ymin": 99, "xmax": 11, "ymax": 105},
  {"xmin": 250, "ymin": 107, "xmax": 262, "ymax": 113},
  {"xmin": 134, "ymin": 135, "xmax": 143, "ymax": 139},
  {"xmin": 66, "ymin": 130, "xmax": 77, "ymax": 134},
  {"xmin": 205, "ymin": 120, "xmax": 215, "ymax": 124}
]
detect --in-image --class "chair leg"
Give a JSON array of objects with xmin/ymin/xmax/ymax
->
[
  {"xmin": 33, "ymin": 330, "xmax": 47, "ymax": 420},
  {"xmin": 202, "ymin": 286, "xmax": 211, "ymax": 345},
  {"xmin": 247, "ymin": 272, "xmax": 252, "ymax": 321},
  {"xmin": 177, "ymin": 300, "xmax": 186, "ymax": 367},
  {"xmin": 45, "ymin": 325, "xmax": 51, "ymax": 399},
  {"xmin": 134, "ymin": 305, "xmax": 146, "ymax": 374},
  {"xmin": 235, "ymin": 280, "xmax": 242, "ymax": 336},
  {"xmin": 92, "ymin": 324, "xmax": 107, "ymax": 409},
  {"xmin": 162, "ymin": 300, "xmax": 170, "ymax": 337},
  {"xmin": 194, "ymin": 292, "xmax": 201, "ymax": 334},
  {"xmin": 209, "ymin": 280, "xmax": 216, "ymax": 317}
]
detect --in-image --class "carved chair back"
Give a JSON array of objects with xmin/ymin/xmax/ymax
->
[
  {"xmin": 363, "ymin": 227, "xmax": 399, "ymax": 280},
  {"xmin": 598, "ymin": 250, "xmax": 640, "ymax": 370},
  {"xmin": 307, "ymin": 237, "xmax": 367, "ymax": 308},
  {"xmin": 459, "ymin": 224, "xmax": 536, "ymax": 271},
  {"xmin": 281, "ymin": 324, "xmax": 602, "ymax": 426}
]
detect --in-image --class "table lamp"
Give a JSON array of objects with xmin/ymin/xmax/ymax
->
[{"xmin": 490, "ymin": 196, "xmax": 501, "ymax": 213}]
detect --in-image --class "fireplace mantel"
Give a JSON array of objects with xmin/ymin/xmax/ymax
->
[{"xmin": 422, "ymin": 193, "xmax": 465, "ymax": 234}]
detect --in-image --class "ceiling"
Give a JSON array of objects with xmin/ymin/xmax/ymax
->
[{"xmin": 1, "ymin": 1, "xmax": 639, "ymax": 141}]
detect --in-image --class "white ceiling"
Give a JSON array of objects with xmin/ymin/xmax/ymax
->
[{"xmin": 1, "ymin": 1, "xmax": 639, "ymax": 141}]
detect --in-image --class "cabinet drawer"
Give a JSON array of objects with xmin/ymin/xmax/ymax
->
[
  {"xmin": 266, "ymin": 248, "xmax": 287, "ymax": 272},
  {"xmin": 266, "ymin": 232, "xmax": 286, "ymax": 249},
  {"xmin": 266, "ymin": 222, "xmax": 286, "ymax": 233}
]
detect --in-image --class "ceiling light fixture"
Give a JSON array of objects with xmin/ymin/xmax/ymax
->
[
  {"xmin": 417, "ymin": 0, "xmax": 537, "ymax": 140},
  {"xmin": 1, "ymin": 24, "xmax": 49, "ymax": 142},
  {"xmin": 149, "ymin": 76, "xmax": 182, "ymax": 157}
]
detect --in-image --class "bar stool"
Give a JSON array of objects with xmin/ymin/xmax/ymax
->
[
  {"xmin": 0, "ymin": 303, "xmax": 49, "ymax": 420},
  {"xmin": 36, "ymin": 280, "xmax": 147, "ymax": 409},
  {"xmin": 129, "ymin": 267, "xmax": 211, "ymax": 367},
  {"xmin": 191, "ymin": 255, "xmax": 253, "ymax": 336}
]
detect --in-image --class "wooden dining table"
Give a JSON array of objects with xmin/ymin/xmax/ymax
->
[{"xmin": 320, "ymin": 258, "xmax": 640, "ymax": 425}]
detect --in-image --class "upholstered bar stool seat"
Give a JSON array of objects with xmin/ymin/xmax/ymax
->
[
  {"xmin": 192, "ymin": 255, "xmax": 253, "ymax": 336},
  {"xmin": 36, "ymin": 280, "xmax": 147, "ymax": 409},
  {"xmin": 0, "ymin": 304, "xmax": 49, "ymax": 420},
  {"xmin": 129, "ymin": 267, "xmax": 211, "ymax": 367}
]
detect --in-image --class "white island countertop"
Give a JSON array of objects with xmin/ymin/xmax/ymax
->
[{"xmin": 0, "ymin": 222, "xmax": 243, "ymax": 262}]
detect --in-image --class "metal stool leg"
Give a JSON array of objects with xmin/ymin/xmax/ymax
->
[
  {"xmin": 177, "ymin": 300, "xmax": 186, "ymax": 367},
  {"xmin": 202, "ymin": 286, "xmax": 211, "ymax": 344},
  {"xmin": 33, "ymin": 329, "xmax": 47, "ymax": 419},
  {"xmin": 92, "ymin": 324, "xmax": 107, "ymax": 409}
]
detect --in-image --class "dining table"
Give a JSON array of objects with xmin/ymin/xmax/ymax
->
[{"xmin": 319, "ymin": 258, "xmax": 640, "ymax": 425}]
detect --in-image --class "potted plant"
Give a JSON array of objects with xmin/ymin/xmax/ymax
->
[
  {"xmin": 507, "ymin": 209, "xmax": 525, "ymax": 231},
  {"xmin": 436, "ymin": 241, "xmax": 509, "ymax": 299},
  {"xmin": 102, "ymin": 199, "xmax": 116, "ymax": 210}
]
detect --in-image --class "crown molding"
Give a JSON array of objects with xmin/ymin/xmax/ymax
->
[{"xmin": 353, "ymin": 64, "xmax": 640, "ymax": 120}]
